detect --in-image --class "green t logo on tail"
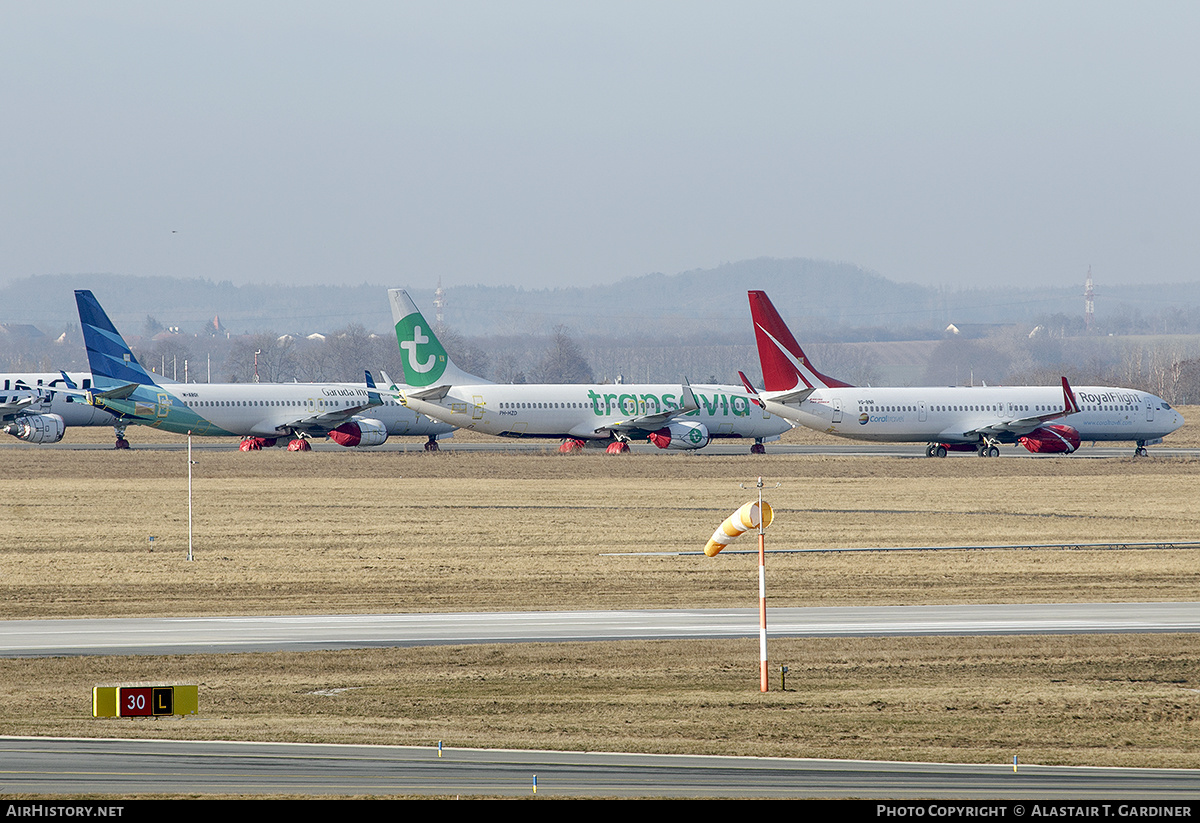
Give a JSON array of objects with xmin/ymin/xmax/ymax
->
[{"xmin": 395, "ymin": 312, "xmax": 447, "ymax": 386}]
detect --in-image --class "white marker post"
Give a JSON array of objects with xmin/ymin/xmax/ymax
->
[
  {"xmin": 187, "ymin": 433, "xmax": 194, "ymax": 562},
  {"xmin": 754, "ymin": 477, "xmax": 768, "ymax": 693}
]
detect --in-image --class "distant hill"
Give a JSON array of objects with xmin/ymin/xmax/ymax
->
[{"xmin": 1, "ymin": 260, "xmax": 1196, "ymax": 340}]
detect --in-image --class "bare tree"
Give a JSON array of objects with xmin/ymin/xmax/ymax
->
[{"xmin": 536, "ymin": 325, "xmax": 594, "ymax": 383}]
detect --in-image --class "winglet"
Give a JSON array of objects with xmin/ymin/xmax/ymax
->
[
  {"xmin": 1061, "ymin": 377, "xmax": 1080, "ymax": 415},
  {"xmin": 364, "ymin": 370, "xmax": 377, "ymax": 389},
  {"xmin": 737, "ymin": 370, "xmax": 765, "ymax": 409},
  {"xmin": 75, "ymin": 290, "xmax": 161, "ymax": 388},
  {"xmin": 678, "ymin": 380, "xmax": 699, "ymax": 414},
  {"xmin": 378, "ymin": 370, "xmax": 401, "ymax": 392}
]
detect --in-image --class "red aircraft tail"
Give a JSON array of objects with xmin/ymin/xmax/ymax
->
[{"xmin": 747, "ymin": 290, "xmax": 854, "ymax": 392}]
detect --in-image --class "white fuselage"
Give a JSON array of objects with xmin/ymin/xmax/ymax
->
[
  {"xmin": 152, "ymin": 381, "xmax": 453, "ymax": 438},
  {"xmin": 406, "ymin": 382, "xmax": 790, "ymax": 442},
  {"xmin": 764, "ymin": 384, "xmax": 1183, "ymax": 445},
  {"xmin": 0, "ymin": 372, "xmax": 119, "ymax": 427}
]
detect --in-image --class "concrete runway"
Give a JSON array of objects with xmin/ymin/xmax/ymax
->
[
  {"xmin": 3, "ymin": 736, "xmax": 1198, "ymax": 798},
  {"xmin": 4, "ymin": 603, "xmax": 1198, "ymax": 797},
  {"xmin": 6, "ymin": 436, "xmax": 1195, "ymax": 458},
  {"xmin": 3, "ymin": 603, "xmax": 1198, "ymax": 657}
]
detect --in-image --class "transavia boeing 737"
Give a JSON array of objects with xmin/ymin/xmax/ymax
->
[
  {"xmin": 388, "ymin": 289, "xmax": 791, "ymax": 453},
  {"xmin": 743, "ymin": 290, "xmax": 1184, "ymax": 457},
  {"xmin": 74, "ymin": 290, "xmax": 454, "ymax": 450}
]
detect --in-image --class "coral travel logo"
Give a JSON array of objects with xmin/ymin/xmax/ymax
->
[{"xmin": 859, "ymin": 412, "xmax": 870, "ymax": 425}]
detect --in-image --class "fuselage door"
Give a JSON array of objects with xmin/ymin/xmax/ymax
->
[
  {"xmin": 473, "ymin": 395, "xmax": 486, "ymax": 420},
  {"xmin": 918, "ymin": 400, "xmax": 927, "ymax": 422},
  {"xmin": 832, "ymin": 398, "xmax": 842, "ymax": 423},
  {"xmin": 1146, "ymin": 398, "xmax": 1155, "ymax": 422},
  {"xmin": 156, "ymin": 392, "xmax": 171, "ymax": 418}
]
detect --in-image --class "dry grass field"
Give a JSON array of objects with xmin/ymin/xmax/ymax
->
[{"xmin": 1, "ymin": 412, "xmax": 1198, "ymax": 770}]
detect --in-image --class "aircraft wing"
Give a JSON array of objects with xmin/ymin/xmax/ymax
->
[
  {"xmin": 966, "ymin": 377, "xmax": 1082, "ymax": 439},
  {"xmin": 605, "ymin": 385, "xmax": 701, "ymax": 433},
  {"xmin": 274, "ymin": 393, "xmax": 383, "ymax": 434},
  {"xmin": 401, "ymin": 384, "xmax": 452, "ymax": 402},
  {"xmin": 0, "ymin": 395, "xmax": 37, "ymax": 418},
  {"xmin": 762, "ymin": 387, "xmax": 816, "ymax": 406}
]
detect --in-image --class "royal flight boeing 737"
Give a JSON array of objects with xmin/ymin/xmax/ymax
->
[
  {"xmin": 389, "ymin": 289, "xmax": 791, "ymax": 453},
  {"xmin": 744, "ymin": 290, "xmax": 1184, "ymax": 457},
  {"xmin": 74, "ymin": 289, "xmax": 454, "ymax": 450},
  {"xmin": 0, "ymin": 372, "xmax": 125, "ymax": 445}
]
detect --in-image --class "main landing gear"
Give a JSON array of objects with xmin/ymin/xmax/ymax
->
[
  {"xmin": 113, "ymin": 425, "xmax": 130, "ymax": 450},
  {"xmin": 924, "ymin": 443, "xmax": 948, "ymax": 458},
  {"xmin": 1135, "ymin": 440, "xmax": 1149, "ymax": 457},
  {"xmin": 424, "ymin": 435, "xmax": 440, "ymax": 452},
  {"xmin": 976, "ymin": 443, "xmax": 1000, "ymax": 458},
  {"xmin": 750, "ymin": 439, "xmax": 767, "ymax": 455}
]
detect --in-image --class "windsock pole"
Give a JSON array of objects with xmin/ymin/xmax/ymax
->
[
  {"xmin": 703, "ymin": 479, "xmax": 774, "ymax": 691},
  {"xmin": 756, "ymin": 478, "xmax": 768, "ymax": 693}
]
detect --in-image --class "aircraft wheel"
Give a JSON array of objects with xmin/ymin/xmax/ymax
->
[
  {"xmin": 424, "ymin": 439, "xmax": 440, "ymax": 452},
  {"xmin": 935, "ymin": 445, "xmax": 947, "ymax": 458},
  {"xmin": 114, "ymin": 438, "xmax": 130, "ymax": 450},
  {"xmin": 987, "ymin": 446, "xmax": 1000, "ymax": 458},
  {"xmin": 925, "ymin": 444, "xmax": 935, "ymax": 458},
  {"xmin": 750, "ymin": 443, "xmax": 766, "ymax": 455}
]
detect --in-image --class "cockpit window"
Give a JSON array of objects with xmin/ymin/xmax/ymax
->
[{"xmin": 1162, "ymin": 402, "xmax": 1172, "ymax": 409}]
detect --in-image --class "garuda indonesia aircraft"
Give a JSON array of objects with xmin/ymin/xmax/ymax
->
[
  {"xmin": 1, "ymin": 372, "xmax": 122, "ymax": 445},
  {"xmin": 743, "ymin": 290, "xmax": 1184, "ymax": 457},
  {"xmin": 74, "ymin": 289, "xmax": 454, "ymax": 450},
  {"xmin": 388, "ymin": 289, "xmax": 791, "ymax": 453}
]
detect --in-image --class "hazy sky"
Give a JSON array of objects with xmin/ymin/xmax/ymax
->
[{"xmin": 2, "ymin": 2, "xmax": 1197, "ymax": 292}]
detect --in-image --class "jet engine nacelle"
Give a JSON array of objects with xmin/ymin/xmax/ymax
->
[
  {"xmin": 2, "ymin": 413, "xmax": 66, "ymax": 444},
  {"xmin": 647, "ymin": 421, "xmax": 710, "ymax": 450},
  {"xmin": 1018, "ymin": 424, "xmax": 1081, "ymax": 454},
  {"xmin": 328, "ymin": 418, "xmax": 389, "ymax": 448}
]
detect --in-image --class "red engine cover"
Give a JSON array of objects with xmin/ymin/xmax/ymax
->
[{"xmin": 1018, "ymin": 424, "xmax": 1081, "ymax": 454}]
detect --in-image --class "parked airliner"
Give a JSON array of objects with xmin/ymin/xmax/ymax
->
[
  {"xmin": 744, "ymin": 290, "xmax": 1184, "ymax": 457},
  {"xmin": 388, "ymin": 289, "xmax": 791, "ymax": 453},
  {"xmin": 74, "ymin": 290, "xmax": 455, "ymax": 450},
  {"xmin": 0, "ymin": 372, "xmax": 126, "ymax": 445}
]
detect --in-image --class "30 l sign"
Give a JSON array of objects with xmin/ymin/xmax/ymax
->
[{"xmin": 118, "ymin": 686, "xmax": 174, "ymax": 717}]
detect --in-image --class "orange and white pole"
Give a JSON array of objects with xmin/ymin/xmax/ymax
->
[{"xmin": 755, "ymin": 478, "xmax": 768, "ymax": 692}]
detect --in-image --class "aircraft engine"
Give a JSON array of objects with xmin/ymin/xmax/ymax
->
[
  {"xmin": 647, "ymin": 421, "xmax": 710, "ymax": 450},
  {"xmin": 328, "ymin": 418, "xmax": 389, "ymax": 448},
  {"xmin": 1018, "ymin": 424, "xmax": 1081, "ymax": 454},
  {"xmin": 2, "ymin": 413, "xmax": 66, "ymax": 444}
]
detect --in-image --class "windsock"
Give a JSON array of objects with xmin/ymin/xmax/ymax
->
[{"xmin": 704, "ymin": 501, "xmax": 773, "ymax": 556}]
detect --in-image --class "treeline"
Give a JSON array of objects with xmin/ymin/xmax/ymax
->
[{"xmin": 6, "ymin": 315, "xmax": 1200, "ymax": 406}]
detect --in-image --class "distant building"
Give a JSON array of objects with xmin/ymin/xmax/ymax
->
[
  {"xmin": 0, "ymin": 324, "xmax": 46, "ymax": 343},
  {"xmin": 944, "ymin": 323, "xmax": 1025, "ymax": 339}
]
